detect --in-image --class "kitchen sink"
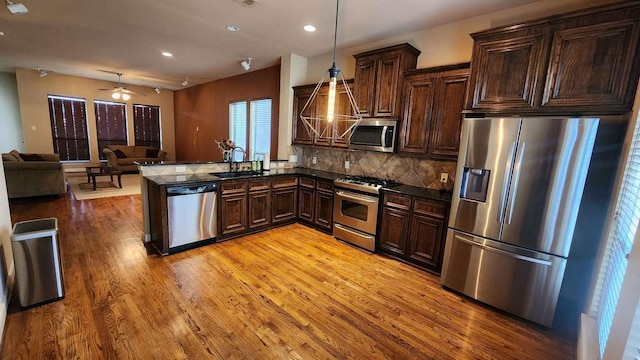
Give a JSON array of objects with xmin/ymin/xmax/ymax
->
[{"xmin": 212, "ymin": 171, "xmax": 261, "ymax": 179}]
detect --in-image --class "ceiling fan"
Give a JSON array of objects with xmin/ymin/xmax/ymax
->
[{"xmin": 98, "ymin": 72, "xmax": 143, "ymax": 100}]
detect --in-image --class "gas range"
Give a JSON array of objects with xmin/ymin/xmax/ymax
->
[{"xmin": 333, "ymin": 175, "xmax": 400, "ymax": 195}]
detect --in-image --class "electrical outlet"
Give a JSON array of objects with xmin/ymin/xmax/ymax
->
[
  {"xmin": 344, "ymin": 160, "xmax": 350, "ymax": 169},
  {"xmin": 312, "ymin": 156, "xmax": 317, "ymax": 165},
  {"xmin": 176, "ymin": 166, "xmax": 186, "ymax": 173},
  {"xmin": 31, "ymin": 125, "xmax": 36, "ymax": 131},
  {"xmin": 440, "ymin": 173, "xmax": 448, "ymax": 183}
]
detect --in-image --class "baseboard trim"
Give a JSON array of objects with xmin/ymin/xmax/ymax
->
[{"xmin": 578, "ymin": 313, "xmax": 599, "ymax": 360}]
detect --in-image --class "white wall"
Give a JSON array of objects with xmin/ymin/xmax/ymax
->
[
  {"xmin": 0, "ymin": 72, "xmax": 25, "ymax": 153},
  {"xmin": 0, "ymin": 158, "xmax": 14, "ymax": 344},
  {"xmin": 277, "ymin": 54, "xmax": 308, "ymax": 159}
]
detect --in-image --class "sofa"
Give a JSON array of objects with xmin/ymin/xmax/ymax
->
[
  {"xmin": 2, "ymin": 150, "xmax": 67, "ymax": 199},
  {"xmin": 103, "ymin": 145, "xmax": 167, "ymax": 172}
]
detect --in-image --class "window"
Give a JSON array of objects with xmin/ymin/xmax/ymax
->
[
  {"xmin": 94, "ymin": 101, "xmax": 127, "ymax": 160},
  {"xmin": 133, "ymin": 104, "xmax": 161, "ymax": 149},
  {"xmin": 589, "ymin": 113, "xmax": 640, "ymax": 358},
  {"xmin": 48, "ymin": 95, "xmax": 90, "ymax": 161},
  {"xmin": 229, "ymin": 99, "xmax": 271, "ymax": 161}
]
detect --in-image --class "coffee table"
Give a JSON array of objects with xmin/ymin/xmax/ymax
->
[{"xmin": 85, "ymin": 165, "xmax": 123, "ymax": 191}]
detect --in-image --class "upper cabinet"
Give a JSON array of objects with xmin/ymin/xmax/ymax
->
[
  {"xmin": 353, "ymin": 43, "xmax": 421, "ymax": 119},
  {"xmin": 466, "ymin": 1, "xmax": 640, "ymax": 115},
  {"xmin": 292, "ymin": 80, "xmax": 354, "ymax": 148},
  {"xmin": 399, "ymin": 64, "xmax": 469, "ymax": 160}
]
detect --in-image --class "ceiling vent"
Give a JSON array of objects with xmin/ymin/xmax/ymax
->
[{"xmin": 233, "ymin": 0, "xmax": 258, "ymax": 7}]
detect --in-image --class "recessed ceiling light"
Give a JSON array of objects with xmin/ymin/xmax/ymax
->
[
  {"xmin": 162, "ymin": 52, "xmax": 173, "ymax": 57},
  {"xmin": 226, "ymin": 25, "xmax": 240, "ymax": 32},
  {"xmin": 0, "ymin": 31, "xmax": 4, "ymax": 36},
  {"xmin": 304, "ymin": 25, "xmax": 316, "ymax": 32}
]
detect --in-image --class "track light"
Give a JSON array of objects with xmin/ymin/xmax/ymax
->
[
  {"xmin": 37, "ymin": 68, "xmax": 48, "ymax": 77},
  {"xmin": 154, "ymin": 87, "xmax": 161, "ymax": 94},
  {"xmin": 241, "ymin": 57, "xmax": 252, "ymax": 71},
  {"xmin": 182, "ymin": 77, "xmax": 189, "ymax": 87},
  {"xmin": 6, "ymin": 0, "xmax": 28, "ymax": 15}
]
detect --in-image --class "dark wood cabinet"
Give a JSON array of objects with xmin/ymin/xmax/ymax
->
[
  {"xmin": 378, "ymin": 192, "xmax": 449, "ymax": 273},
  {"xmin": 400, "ymin": 64, "xmax": 469, "ymax": 159},
  {"xmin": 146, "ymin": 179, "xmax": 169, "ymax": 255},
  {"xmin": 219, "ymin": 180, "xmax": 248, "ymax": 237},
  {"xmin": 466, "ymin": 1, "xmax": 640, "ymax": 115},
  {"xmin": 292, "ymin": 80, "xmax": 354, "ymax": 147},
  {"xmin": 248, "ymin": 178, "xmax": 271, "ymax": 229},
  {"xmin": 353, "ymin": 44, "xmax": 420, "ymax": 119},
  {"xmin": 272, "ymin": 176, "xmax": 298, "ymax": 224},
  {"xmin": 298, "ymin": 176, "xmax": 334, "ymax": 233}
]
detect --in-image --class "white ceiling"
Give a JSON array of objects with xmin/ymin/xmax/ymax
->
[{"xmin": 0, "ymin": 0, "xmax": 539, "ymax": 90}]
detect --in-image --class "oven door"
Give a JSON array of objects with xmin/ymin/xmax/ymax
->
[{"xmin": 333, "ymin": 189, "xmax": 379, "ymax": 235}]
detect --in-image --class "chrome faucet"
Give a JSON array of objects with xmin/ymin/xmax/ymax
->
[{"xmin": 230, "ymin": 146, "xmax": 246, "ymax": 172}]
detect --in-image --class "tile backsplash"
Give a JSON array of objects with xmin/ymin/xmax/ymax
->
[{"xmin": 292, "ymin": 146, "xmax": 457, "ymax": 189}]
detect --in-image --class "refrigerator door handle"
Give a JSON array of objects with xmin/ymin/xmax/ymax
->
[
  {"xmin": 506, "ymin": 142, "xmax": 526, "ymax": 224},
  {"xmin": 454, "ymin": 234, "xmax": 552, "ymax": 266},
  {"xmin": 497, "ymin": 142, "xmax": 517, "ymax": 223}
]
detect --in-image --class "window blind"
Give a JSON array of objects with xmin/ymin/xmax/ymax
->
[
  {"xmin": 229, "ymin": 101, "xmax": 247, "ymax": 161},
  {"xmin": 48, "ymin": 95, "xmax": 90, "ymax": 161},
  {"xmin": 592, "ymin": 114, "xmax": 640, "ymax": 358},
  {"xmin": 133, "ymin": 104, "xmax": 161, "ymax": 149},
  {"xmin": 250, "ymin": 99, "xmax": 272, "ymax": 161},
  {"xmin": 94, "ymin": 101, "xmax": 127, "ymax": 160}
]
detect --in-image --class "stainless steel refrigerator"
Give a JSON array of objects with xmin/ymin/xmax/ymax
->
[{"xmin": 441, "ymin": 117, "xmax": 603, "ymax": 327}]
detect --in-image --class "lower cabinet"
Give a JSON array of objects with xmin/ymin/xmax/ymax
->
[
  {"xmin": 378, "ymin": 191, "xmax": 448, "ymax": 273},
  {"xmin": 248, "ymin": 178, "xmax": 271, "ymax": 229},
  {"xmin": 219, "ymin": 179, "xmax": 248, "ymax": 237},
  {"xmin": 272, "ymin": 175, "xmax": 298, "ymax": 224},
  {"xmin": 298, "ymin": 176, "xmax": 334, "ymax": 233}
]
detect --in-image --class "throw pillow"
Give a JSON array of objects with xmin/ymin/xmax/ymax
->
[
  {"xmin": 113, "ymin": 149, "xmax": 127, "ymax": 159},
  {"xmin": 145, "ymin": 148, "xmax": 159, "ymax": 158},
  {"xmin": 9, "ymin": 150, "xmax": 24, "ymax": 162},
  {"xmin": 20, "ymin": 153, "xmax": 44, "ymax": 161},
  {"xmin": 2, "ymin": 153, "xmax": 18, "ymax": 162}
]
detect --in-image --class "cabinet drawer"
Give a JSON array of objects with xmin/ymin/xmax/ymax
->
[
  {"xmin": 249, "ymin": 178, "xmax": 271, "ymax": 192},
  {"xmin": 383, "ymin": 193, "xmax": 411, "ymax": 210},
  {"xmin": 316, "ymin": 179, "xmax": 334, "ymax": 193},
  {"xmin": 272, "ymin": 175, "xmax": 298, "ymax": 188},
  {"xmin": 220, "ymin": 180, "xmax": 248, "ymax": 194},
  {"xmin": 413, "ymin": 199, "xmax": 446, "ymax": 218},
  {"xmin": 299, "ymin": 177, "xmax": 315, "ymax": 189}
]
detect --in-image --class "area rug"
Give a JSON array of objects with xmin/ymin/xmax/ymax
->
[{"xmin": 67, "ymin": 173, "xmax": 141, "ymax": 200}]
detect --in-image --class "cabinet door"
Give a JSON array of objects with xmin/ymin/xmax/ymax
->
[
  {"xmin": 272, "ymin": 188, "xmax": 298, "ymax": 223},
  {"xmin": 313, "ymin": 87, "xmax": 332, "ymax": 147},
  {"xmin": 399, "ymin": 75, "xmax": 435, "ymax": 155},
  {"xmin": 542, "ymin": 21, "xmax": 640, "ymax": 111},
  {"xmin": 374, "ymin": 52, "xmax": 402, "ymax": 117},
  {"xmin": 248, "ymin": 190, "xmax": 271, "ymax": 229},
  {"xmin": 314, "ymin": 191, "xmax": 333, "ymax": 231},
  {"xmin": 429, "ymin": 71, "xmax": 469, "ymax": 159},
  {"xmin": 467, "ymin": 32, "xmax": 548, "ymax": 112},
  {"xmin": 220, "ymin": 193, "xmax": 248, "ymax": 236},
  {"xmin": 353, "ymin": 56, "xmax": 377, "ymax": 117},
  {"xmin": 378, "ymin": 206, "xmax": 411, "ymax": 256},
  {"xmin": 407, "ymin": 214, "xmax": 444, "ymax": 270},
  {"xmin": 292, "ymin": 86, "xmax": 315, "ymax": 145},
  {"xmin": 298, "ymin": 187, "xmax": 314, "ymax": 223}
]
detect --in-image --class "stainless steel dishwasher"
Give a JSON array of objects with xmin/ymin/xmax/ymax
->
[{"xmin": 166, "ymin": 182, "xmax": 217, "ymax": 252}]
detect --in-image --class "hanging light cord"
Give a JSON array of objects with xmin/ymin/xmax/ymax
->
[{"xmin": 332, "ymin": 0, "xmax": 339, "ymax": 68}]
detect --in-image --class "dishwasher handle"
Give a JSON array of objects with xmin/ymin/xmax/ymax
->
[{"xmin": 166, "ymin": 182, "xmax": 217, "ymax": 196}]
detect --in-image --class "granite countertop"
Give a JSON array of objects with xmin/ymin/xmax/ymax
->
[
  {"xmin": 383, "ymin": 184, "xmax": 453, "ymax": 203},
  {"xmin": 144, "ymin": 167, "xmax": 345, "ymax": 186}
]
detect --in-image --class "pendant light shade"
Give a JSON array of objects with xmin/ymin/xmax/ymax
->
[{"xmin": 300, "ymin": 0, "xmax": 361, "ymax": 142}]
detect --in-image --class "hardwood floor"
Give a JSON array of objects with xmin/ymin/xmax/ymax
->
[{"xmin": 2, "ymin": 194, "xmax": 575, "ymax": 359}]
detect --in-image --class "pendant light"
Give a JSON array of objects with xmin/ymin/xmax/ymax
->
[{"xmin": 300, "ymin": 0, "xmax": 361, "ymax": 141}]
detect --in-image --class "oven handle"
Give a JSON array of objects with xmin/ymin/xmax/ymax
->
[{"xmin": 335, "ymin": 190, "xmax": 378, "ymax": 204}]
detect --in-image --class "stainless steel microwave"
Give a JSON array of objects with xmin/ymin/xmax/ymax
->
[{"xmin": 349, "ymin": 119, "xmax": 398, "ymax": 153}]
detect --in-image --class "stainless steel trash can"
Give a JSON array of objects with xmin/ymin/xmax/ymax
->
[{"xmin": 11, "ymin": 218, "xmax": 64, "ymax": 307}]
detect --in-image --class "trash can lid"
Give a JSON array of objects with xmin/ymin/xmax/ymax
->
[{"xmin": 11, "ymin": 218, "xmax": 58, "ymax": 241}]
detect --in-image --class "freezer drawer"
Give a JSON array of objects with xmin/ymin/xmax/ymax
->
[{"xmin": 440, "ymin": 230, "xmax": 566, "ymax": 327}]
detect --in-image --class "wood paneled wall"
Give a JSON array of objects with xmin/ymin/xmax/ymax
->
[{"xmin": 174, "ymin": 65, "xmax": 281, "ymax": 161}]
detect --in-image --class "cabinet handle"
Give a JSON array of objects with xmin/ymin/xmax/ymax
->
[{"xmin": 454, "ymin": 234, "xmax": 552, "ymax": 266}]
